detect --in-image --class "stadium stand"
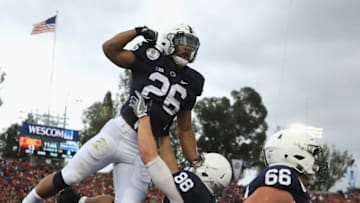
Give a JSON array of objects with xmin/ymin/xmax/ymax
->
[{"xmin": 1, "ymin": 158, "xmax": 359, "ymax": 203}]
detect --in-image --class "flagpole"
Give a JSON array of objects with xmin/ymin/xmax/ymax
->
[{"xmin": 47, "ymin": 10, "xmax": 59, "ymax": 125}]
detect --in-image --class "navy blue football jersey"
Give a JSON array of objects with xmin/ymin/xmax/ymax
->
[
  {"xmin": 120, "ymin": 42, "xmax": 204, "ymax": 137},
  {"xmin": 244, "ymin": 165, "xmax": 310, "ymax": 203},
  {"xmin": 163, "ymin": 171, "xmax": 215, "ymax": 203}
]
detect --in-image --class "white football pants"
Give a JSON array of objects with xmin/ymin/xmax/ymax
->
[{"xmin": 61, "ymin": 116, "xmax": 150, "ymax": 203}]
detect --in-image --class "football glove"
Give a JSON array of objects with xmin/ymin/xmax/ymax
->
[
  {"xmin": 57, "ymin": 188, "xmax": 81, "ymax": 203},
  {"xmin": 129, "ymin": 90, "xmax": 148, "ymax": 118},
  {"xmin": 135, "ymin": 26, "xmax": 158, "ymax": 44}
]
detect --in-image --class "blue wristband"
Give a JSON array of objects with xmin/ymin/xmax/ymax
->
[{"xmin": 190, "ymin": 154, "xmax": 204, "ymax": 167}]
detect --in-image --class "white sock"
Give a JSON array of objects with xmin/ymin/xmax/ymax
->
[
  {"xmin": 22, "ymin": 188, "xmax": 44, "ymax": 203},
  {"xmin": 145, "ymin": 156, "xmax": 183, "ymax": 203},
  {"xmin": 79, "ymin": 196, "xmax": 88, "ymax": 203}
]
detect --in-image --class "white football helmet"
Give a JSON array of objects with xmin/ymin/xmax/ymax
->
[
  {"xmin": 187, "ymin": 153, "xmax": 232, "ymax": 194},
  {"xmin": 156, "ymin": 24, "xmax": 200, "ymax": 66},
  {"xmin": 264, "ymin": 125, "xmax": 328, "ymax": 181}
]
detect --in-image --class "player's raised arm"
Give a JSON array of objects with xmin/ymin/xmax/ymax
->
[
  {"xmin": 102, "ymin": 26, "xmax": 157, "ymax": 68},
  {"xmin": 159, "ymin": 136, "xmax": 179, "ymax": 173},
  {"xmin": 177, "ymin": 110, "xmax": 201, "ymax": 163},
  {"xmin": 129, "ymin": 91, "xmax": 184, "ymax": 203}
]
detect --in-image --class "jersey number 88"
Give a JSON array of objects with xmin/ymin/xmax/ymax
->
[{"xmin": 174, "ymin": 172, "xmax": 195, "ymax": 192}]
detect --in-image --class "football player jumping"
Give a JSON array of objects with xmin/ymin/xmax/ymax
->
[
  {"xmin": 56, "ymin": 91, "xmax": 233, "ymax": 203},
  {"xmin": 244, "ymin": 126, "xmax": 328, "ymax": 203},
  {"xmin": 23, "ymin": 24, "xmax": 205, "ymax": 203}
]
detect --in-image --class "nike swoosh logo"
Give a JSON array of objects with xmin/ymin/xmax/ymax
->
[{"xmin": 180, "ymin": 80, "xmax": 188, "ymax": 85}]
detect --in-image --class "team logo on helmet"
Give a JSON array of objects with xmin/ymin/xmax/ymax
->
[{"xmin": 146, "ymin": 48, "xmax": 160, "ymax": 61}]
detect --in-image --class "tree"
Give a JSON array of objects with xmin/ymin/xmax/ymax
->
[
  {"xmin": 0, "ymin": 67, "xmax": 6, "ymax": 107},
  {"xmin": 81, "ymin": 91, "xmax": 115, "ymax": 144},
  {"xmin": 0, "ymin": 123, "xmax": 21, "ymax": 158},
  {"xmin": 113, "ymin": 70, "xmax": 131, "ymax": 115},
  {"xmin": 194, "ymin": 87, "xmax": 268, "ymax": 168},
  {"xmin": 79, "ymin": 70, "xmax": 130, "ymax": 144},
  {"xmin": 0, "ymin": 113, "xmax": 43, "ymax": 158},
  {"xmin": 311, "ymin": 144, "xmax": 353, "ymax": 191}
]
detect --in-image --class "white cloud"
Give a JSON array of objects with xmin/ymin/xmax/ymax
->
[{"xmin": 1, "ymin": 0, "xmax": 360, "ymax": 177}]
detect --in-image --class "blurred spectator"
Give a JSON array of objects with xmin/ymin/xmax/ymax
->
[{"xmin": 1, "ymin": 158, "xmax": 360, "ymax": 203}]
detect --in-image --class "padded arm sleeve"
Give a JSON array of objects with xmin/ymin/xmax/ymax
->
[{"xmin": 145, "ymin": 156, "xmax": 184, "ymax": 203}]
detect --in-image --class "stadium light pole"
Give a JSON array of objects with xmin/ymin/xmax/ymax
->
[{"xmin": 63, "ymin": 105, "xmax": 67, "ymax": 128}]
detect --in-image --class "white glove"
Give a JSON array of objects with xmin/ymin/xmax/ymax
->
[{"xmin": 129, "ymin": 90, "xmax": 148, "ymax": 118}]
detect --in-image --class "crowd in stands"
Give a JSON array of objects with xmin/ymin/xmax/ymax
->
[
  {"xmin": 311, "ymin": 191, "xmax": 360, "ymax": 203},
  {"xmin": 0, "ymin": 158, "xmax": 59, "ymax": 203},
  {"xmin": 1, "ymin": 158, "xmax": 360, "ymax": 203}
]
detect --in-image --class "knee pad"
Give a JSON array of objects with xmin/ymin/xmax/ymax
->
[{"xmin": 53, "ymin": 171, "xmax": 69, "ymax": 192}]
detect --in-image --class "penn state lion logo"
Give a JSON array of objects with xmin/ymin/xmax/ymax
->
[{"xmin": 146, "ymin": 48, "xmax": 160, "ymax": 61}]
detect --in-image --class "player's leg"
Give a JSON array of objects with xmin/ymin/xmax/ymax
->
[
  {"xmin": 57, "ymin": 188, "xmax": 114, "ymax": 203},
  {"xmin": 83, "ymin": 195, "xmax": 114, "ymax": 203},
  {"xmin": 22, "ymin": 172, "xmax": 58, "ymax": 202},
  {"xmin": 56, "ymin": 123, "xmax": 142, "ymax": 203},
  {"xmin": 112, "ymin": 156, "xmax": 151, "ymax": 203},
  {"xmin": 55, "ymin": 158, "xmax": 148, "ymax": 203}
]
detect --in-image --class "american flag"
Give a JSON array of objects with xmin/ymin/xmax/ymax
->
[{"xmin": 31, "ymin": 15, "xmax": 57, "ymax": 35}]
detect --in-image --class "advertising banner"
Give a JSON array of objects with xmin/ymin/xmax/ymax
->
[
  {"xmin": 21, "ymin": 122, "xmax": 79, "ymax": 142},
  {"xmin": 231, "ymin": 159, "xmax": 244, "ymax": 180}
]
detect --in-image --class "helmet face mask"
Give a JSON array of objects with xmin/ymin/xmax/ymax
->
[
  {"xmin": 173, "ymin": 32, "xmax": 199, "ymax": 48},
  {"xmin": 314, "ymin": 158, "xmax": 329, "ymax": 184},
  {"xmin": 264, "ymin": 126, "xmax": 329, "ymax": 184},
  {"xmin": 156, "ymin": 24, "xmax": 200, "ymax": 67}
]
